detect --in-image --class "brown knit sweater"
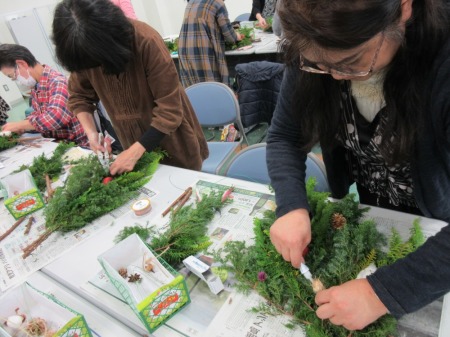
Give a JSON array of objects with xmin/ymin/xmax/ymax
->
[{"xmin": 68, "ymin": 20, "xmax": 208, "ymax": 170}]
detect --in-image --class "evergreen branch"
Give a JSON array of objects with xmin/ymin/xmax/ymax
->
[
  {"xmin": 21, "ymin": 151, "xmax": 163, "ymax": 258},
  {"xmin": 15, "ymin": 142, "xmax": 75, "ymax": 191},
  {"xmin": 149, "ymin": 191, "xmax": 228, "ymax": 266},
  {"xmin": 211, "ymin": 178, "xmax": 421, "ymax": 336},
  {"xmin": 0, "ymin": 133, "xmax": 19, "ymax": 151}
]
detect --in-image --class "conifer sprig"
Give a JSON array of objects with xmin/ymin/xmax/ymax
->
[
  {"xmin": 213, "ymin": 178, "xmax": 424, "ymax": 336},
  {"xmin": 22, "ymin": 150, "xmax": 163, "ymax": 258}
]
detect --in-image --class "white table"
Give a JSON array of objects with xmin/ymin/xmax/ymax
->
[
  {"xmin": 0, "ymin": 147, "xmax": 448, "ymax": 337},
  {"xmin": 168, "ymin": 30, "xmax": 280, "ymax": 59},
  {"xmin": 41, "ymin": 165, "xmax": 271, "ymax": 336},
  {"xmin": 39, "ymin": 164, "xmax": 449, "ymax": 337}
]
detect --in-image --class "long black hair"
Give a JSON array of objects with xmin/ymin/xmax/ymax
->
[
  {"xmin": 52, "ymin": 0, "xmax": 135, "ymax": 75},
  {"xmin": 278, "ymin": 0, "xmax": 449, "ymax": 164}
]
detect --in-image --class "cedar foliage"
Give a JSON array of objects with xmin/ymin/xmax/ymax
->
[
  {"xmin": 149, "ymin": 191, "xmax": 227, "ymax": 266},
  {"xmin": 115, "ymin": 190, "xmax": 230, "ymax": 267},
  {"xmin": 213, "ymin": 178, "xmax": 425, "ymax": 337},
  {"xmin": 44, "ymin": 151, "xmax": 163, "ymax": 232},
  {"xmin": 16, "ymin": 142, "xmax": 75, "ymax": 191},
  {"xmin": 0, "ymin": 133, "xmax": 19, "ymax": 151}
]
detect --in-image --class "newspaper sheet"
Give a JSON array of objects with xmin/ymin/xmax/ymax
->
[
  {"xmin": 0, "ymin": 157, "xmax": 158, "ymax": 293},
  {"xmin": 0, "ymin": 204, "xmax": 114, "ymax": 293},
  {"xmin": 0, "ymin": 137, "xmax": 58, "ymax": 179},
  {"xmin": 87, "ymin": 181, "xmax": 448, "ymax": 337}
]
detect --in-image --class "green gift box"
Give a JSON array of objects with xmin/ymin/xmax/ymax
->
[
  {"xmin": 98, "ymin": 233, "xmax": 191, "ymax": 333},
  {"xmin": 1, "ymin": 169, "xmax": 45, "ymax": 220},
  {"xmin": 0, "ymin": 282, "xmax": 92, "ymax": 337}
]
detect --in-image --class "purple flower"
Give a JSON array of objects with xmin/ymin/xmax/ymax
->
[{"xmin": 257, "ymin": 271, "xmax": 267, "ymax": 282}]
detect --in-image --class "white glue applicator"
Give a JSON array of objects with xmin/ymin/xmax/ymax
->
[{"xmin": 300, "ymin": 263, "xmax": 325, "ymax": 293}]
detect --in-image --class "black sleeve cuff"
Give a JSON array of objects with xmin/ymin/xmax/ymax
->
[{"xmin": 138, "ymin": 127, "xmax": 166, "ymax": 152}]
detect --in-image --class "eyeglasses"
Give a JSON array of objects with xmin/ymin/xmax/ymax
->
[
  {"xmin": 5, "ymin": 65, "xmax": 19, "ymax": 81},
  {"xmin": 299, "ymin": 32, "xmax": 385, "ymax": 77}
]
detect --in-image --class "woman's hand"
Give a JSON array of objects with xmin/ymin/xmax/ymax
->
[
  {"xmin": 269, "ymin": 208, "xmax": 311, "ymax": 268},
  {"xmin": 256, "ymin": 13, "xmax": 267, "ymax": 28},
  {"xmin": 315, "ymin": 279, "xmax": 388, "ymax": 330},
  {"xmin": 109, "ymin": 142, "xmax": 145, "ymax": 175}
]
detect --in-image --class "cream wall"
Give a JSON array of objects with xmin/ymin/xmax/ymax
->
[
  {"xmin": 0, "ymin": 0, "xmax": 250, "ymax": 106},
  {"xmin": 0, "ymin": 0, "xmax": 251, "ymax": 42}
]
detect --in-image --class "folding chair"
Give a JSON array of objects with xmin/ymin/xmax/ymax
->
[
  {"xmin": 306, "ymin": 152, "xmax": 330, "ymax": 192},
  {"xmin": 185, "ymin": 82, "xmax": 248, "ymax": 174},
  {"xmin": 223, "ymin": 143, "xmax": 270, "ymax": 184},
  {"xmin": 224, "ymin": 143, "xmax": 330, "ymax": 191},
  {"xmin": 234, "ymin": 13, "xmax": 251, "ymax": 22}
]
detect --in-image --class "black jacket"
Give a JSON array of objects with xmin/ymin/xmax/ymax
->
[
  {"xmin": 234, "ymin": 61, "xmax": 284, "ymax": 128},
  {"xmin": 249, "ymin": 0, "xmax": 265, "ymax": 21},
  {"xmin": 267, "ymin": 36, "xmax": 450, "ymax": 317}
]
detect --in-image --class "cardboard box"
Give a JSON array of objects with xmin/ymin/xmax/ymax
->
[
  {"xmin": 98, "ymin": 234, "xmax": 190, "ymax": 333},
  {"xmin": 1, "ymin": 169, "xmax": 45, "ymax": 220},
  {"xmin": 0, "ymin": 282, "xmax": 92, "ymax": 337}
]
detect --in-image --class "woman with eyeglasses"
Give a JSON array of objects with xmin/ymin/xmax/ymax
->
[{"xmin": 267, "ymin": 0, "xmax": 450, "ymax": 330}]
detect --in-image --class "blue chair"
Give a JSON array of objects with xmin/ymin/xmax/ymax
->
[
  {"xmin": 224, "ymin": 143, "xmax": 270, "ymax": 184},
  {"xmin": 234, "ymin": 13, "xmax": 251, "ymax": 22},
  {"xmin": 224, "ymin": 143, "xmax": 330, "ymax": 191},
  {"xmin": 306, "ymin": 152, "xmax": 330, "ymax": 192},
  {"xmin": 185, "ymin": 82, "xmax": 248, "ymax": 174}
]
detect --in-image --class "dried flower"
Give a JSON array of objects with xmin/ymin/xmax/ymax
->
[{"xmin": 257, "ymin": 271, "xmax": 267, "ymax": 282}]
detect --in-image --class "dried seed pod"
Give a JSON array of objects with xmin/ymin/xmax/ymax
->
[
  {"xmin": 25, "ymin": 317, "xmax": 47, "ymax": 336},
  {"xmin": 143, "ymin": 258, "xmax": 155, "ymax": 273},
  {"xmin": 312, "ymin": 278, "xmax": 325, "ymax": 293},
  {"xmin": 331, "ymin": 213, "xmax": 347, "ymax": 229},
  {"xmin": 118, "ymin": 267, "xmax": 128, "ymax": 278},
  {"xmin": 128, "ymin": 273, "xmax": 142, "ymax": 283}
]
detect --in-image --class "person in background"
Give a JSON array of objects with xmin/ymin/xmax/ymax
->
[
  {"xmin": 110, "ymin": 0, "xmax": 137, "ymax": 19},
  {"xmin": 267, "ymin": 0, "xmax": 449, "ymax": 331},
  {"xmin": 249, "ymin": 0, "xmax": 277, "ymax": 29},
  {"xmin": 177, "ymin": 0, "xmax": 243, "ymax": 88},
  {"xmin": 0, "ymin": 95, "xmax": 10, "ymax": 127},
  {"xmin": 52, "ymin": 0, "xmax": 208, "ymax": 174},
  {"xmin": 271, "ymin": 0, "xmax": 282, "ymax": 37},
  {"xmin": 0, "ymin": 44, "xmax": 88, "ymax": 146}
]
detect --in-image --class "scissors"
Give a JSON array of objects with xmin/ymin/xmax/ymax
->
[{"xmin": 96, "ymin": 132, "xmax": 111, "ymax": 172}]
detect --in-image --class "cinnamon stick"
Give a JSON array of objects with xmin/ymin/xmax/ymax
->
[
  {"xmin": 0, "ymin": 217, "xmax": 26, "ymax": 242},
  {"xmin": 173, "ymin": 188, "xmax": 193, "ymax": 214},
  {"xmin": 24, "ymin": 216, "xmax": 35, "ymax": 235},
  {"xmin": 22, "ymin": 229, "xmax": 55, "ymax": 259},
  {"xmin": 162, "ymin": 187, "xmax": 192, "ymax": 217}
]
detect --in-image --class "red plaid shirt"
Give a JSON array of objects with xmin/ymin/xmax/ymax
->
[{"xmin": 28, "ymin": 65, "xmax": 88, "ymax": 147}]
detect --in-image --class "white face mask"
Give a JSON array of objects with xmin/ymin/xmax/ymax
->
[{"xmin": 15, "ymin": 66, "xmax": 37, "ymax": 88}]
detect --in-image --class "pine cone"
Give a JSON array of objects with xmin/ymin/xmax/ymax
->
[
  {"xmin": 128, "ymin": 273, "xmax": 142, "ymax": 283},
  {"xmin": 332, "ymin": 213, "xmax": 347, "ymax": 229},
  {"xmin": 118, "ymin": 267, "xmax": 128, "ymax": 278}
]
